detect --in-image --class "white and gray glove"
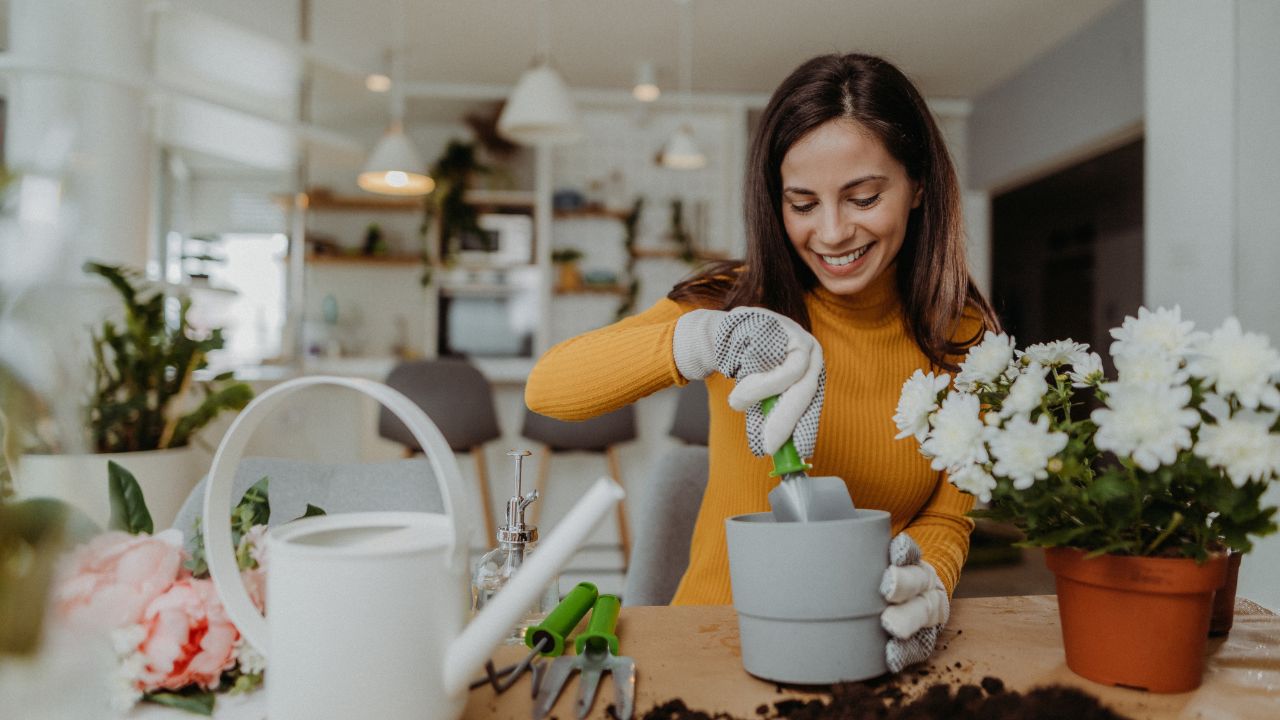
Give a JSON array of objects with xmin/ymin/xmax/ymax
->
[
  {"xmin": 880, "ymin": 533, "xmax": 949, "ymax": 673},
  {"xmin": 673, "ymin": 307, "xmax": 825, "ymax": 457}
]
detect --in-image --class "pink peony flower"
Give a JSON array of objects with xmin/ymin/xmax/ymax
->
[
  {"xmin": 134, "ymin": 578, "xmax": 240, "ymax": 692},
  {"xmin": 241, "ymin": 567, "xmax": 267, "ymax": 614},
  {"xmin": 55, "ymin": 528, "xmax": 187, "ymax": 630}
]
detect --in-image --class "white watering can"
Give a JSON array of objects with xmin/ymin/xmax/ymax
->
[{"xmin": 203, "ymin": 376, "xmax": 624, "ymax": 720}]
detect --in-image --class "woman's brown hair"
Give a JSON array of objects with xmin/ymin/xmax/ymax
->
[{"xmin": 669, "ymin": 53, "xmax": 998, "ymax": 370}]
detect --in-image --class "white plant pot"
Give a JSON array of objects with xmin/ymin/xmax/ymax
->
[{"xmin": 14, "ymin": 446, "xmax": 203, "ymax": 530}]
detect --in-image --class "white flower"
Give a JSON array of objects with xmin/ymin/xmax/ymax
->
[
  {"xmin": 1113, "ymin": 345, "xmax": 1187, "ymax": 386},
  {"xmin": 1001, "ymin": 362, "xmax": 1049, "ymax": 418},
  {"xmin": 1023, "ymin": 339, "xmax": 1089, "ymax": 367},
  {"xmin": 1068, "ymin": 351, "xmax": 1105, "ymax": 388},
  {"xmin": 1091, "ymin": 382, "xmax": 1201, "ymax": 472},
  {"xmin": 108, "ymin": 625, "xmax": 147, "ymax": 711},
  {"xmin": 235, "ymin": 638, "xmax": 268, "ymax": 676},
  {"xmin": 894, "ymin": 369, "xmax": 951, "ymax": 442},
  {"xmin": 919, "ymin": 393, "xmax": 988, "ymax": 470},
  {"xmin": 986, "ymin": 415, "xmax": 1068, "ymax": 490},
  {"xmin": 1110, "ymin": 305, "xmax": 1201, "ymax": 359},
  {"xmin": 1186, "ymin": 317, "xmax": 1280, "ymax": 410},
  {"xmin": 1195, "ymin": 409, "xmax": 1280, "ymax": 487},
  {"xmin": 956, "ymin": 331, "xmax": 1017, "ymax": 390},
  {"xmin": 948, "ymin": 464, "xmax": 997, "ymax": 503},
  {"xmin": 238, "ymin": 524, "xmax": 270, "ymax": 570}
]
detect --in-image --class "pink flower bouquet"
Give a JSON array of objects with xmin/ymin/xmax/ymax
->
[{"xmin": 52, "ymin": 463, "xmax": 298, "ymax": 715}]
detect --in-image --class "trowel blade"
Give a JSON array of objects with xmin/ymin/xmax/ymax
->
[{"xmin": 769, "ymin": 475, "xmax": 855, "ymax": 522}]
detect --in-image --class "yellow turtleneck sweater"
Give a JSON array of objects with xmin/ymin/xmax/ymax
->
[{"xmin": 525, "ymin": 268, "xmax": 979, "ymax": 605}]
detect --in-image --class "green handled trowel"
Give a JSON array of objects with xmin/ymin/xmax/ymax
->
[{"xmin": 761, "ymin": 395, "xmax": 856, "ymax": 522}]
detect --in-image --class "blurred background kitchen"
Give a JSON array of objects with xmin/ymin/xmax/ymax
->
[{"xmin": 1, "ymin": 0, "xmax": 1278, "ymax": 606}]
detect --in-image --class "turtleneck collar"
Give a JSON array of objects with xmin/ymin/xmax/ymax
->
[{"xmin": 808, "ymin": 263, "xmax": 902, "ymax": 325}]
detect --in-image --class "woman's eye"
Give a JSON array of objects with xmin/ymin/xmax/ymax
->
[
  {"xmin": 789, "ymin": 202, "xmax": 817, "ymax": 214},
  {"xmin": 851, "ymin": 194, "xmax": 882, "ymax": 208}
]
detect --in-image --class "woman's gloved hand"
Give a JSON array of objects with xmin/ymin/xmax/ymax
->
[
  {"xmin": 673, "ymin": 307, "xmax": 825, "ymax": 456},
  {"xmin": 880, "ymin": 533, "xmax": 949, "ymax": 673}
]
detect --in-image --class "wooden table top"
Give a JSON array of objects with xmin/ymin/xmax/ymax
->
[{"xmin": 463, "ymin": 596, "xmax": 1279, "ymax": 720}]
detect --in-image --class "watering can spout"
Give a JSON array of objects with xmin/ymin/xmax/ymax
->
[{"xmin": 443, "ymin": 477, "xmax": 624, "ymax": 697}]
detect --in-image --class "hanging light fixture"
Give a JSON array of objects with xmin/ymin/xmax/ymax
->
[
  {"xmin": 633, "ymin": 61, "xmax": 660, "ymax": 102},
  {"xmin": 659, "ymin": 0, "xmax": 705, "ymax": 170},
  {"xmin": 358, "ymin": 1, "xmax": 433, "ymax": 195},
  {"xmin": 498, "ymin": 0, "xmax": 582, "ymax": 145}
]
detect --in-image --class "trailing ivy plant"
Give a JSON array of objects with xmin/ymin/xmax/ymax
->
[{"xmin": 83, "ymin": 262, "xmax": 253, "ymax": 453}]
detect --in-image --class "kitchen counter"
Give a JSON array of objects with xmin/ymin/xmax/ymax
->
[{"xmin": 466, "ymin": 596, "xmax": 1279, "ymax": 720}]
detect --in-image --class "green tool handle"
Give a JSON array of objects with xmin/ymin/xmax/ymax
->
[
  {"xmin": 574, "ymin": 594, "xmax": 621, "ymax": 656},
  {"xmin": 760, "ymin": 395, "xmax": 812, "ymax": 478},
  {"xmin": 525, "ymin": 581, "xmax": 598, "ymax": 657}
]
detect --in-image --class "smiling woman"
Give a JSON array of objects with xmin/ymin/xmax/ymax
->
[{"xmin": 524, "ymin": 53, "xmax": 997, "ymax": 675}]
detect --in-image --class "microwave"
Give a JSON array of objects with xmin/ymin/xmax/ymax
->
[
  {"xmin": 455, "ymin": 213, "xmax": 533, "ymax": 267},
  {"xmin": 437, "ymin": 265, "xmax": 540, "ymax": 358}
]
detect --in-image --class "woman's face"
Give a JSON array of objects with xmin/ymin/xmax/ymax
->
[{"xmin": 779, "ymin": 119, "xmax": 920, "ymax": 296}]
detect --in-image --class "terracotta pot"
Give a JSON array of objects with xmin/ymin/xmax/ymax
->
[
  {"xmin": 1209, "ymin": 550, "xmax": 1243, "ymax": 636},
  {"xmin": 1044, "ymin": 547, "xmax": 1227, "ymax": 693}
]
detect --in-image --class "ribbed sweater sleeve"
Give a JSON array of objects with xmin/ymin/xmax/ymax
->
[
  {"xmin": 902, "ymin": 476, "xmax": 975, "ymax": 597},
  {"xmin": 525, "ymin": 298, "xmax": 689, "ymax": 420}
]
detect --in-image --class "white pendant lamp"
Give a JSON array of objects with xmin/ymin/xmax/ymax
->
[
  {"xmin": 358, "ymin": 120, "xmax": 434, "ymax": 195},
  {"xmin": 358, "ymin": 1, "xmax": 433, "ymax": 196},
  {"xmin": 498, "ymin": 0, "xmax": 582, "ymax": 146},
  {"xmin": 660, "ymin": 0, "xmax": 705, "ymax": 170},
  {"xmin": 633, "ymin": 61, "xmax": 660, "ymax": 102}
]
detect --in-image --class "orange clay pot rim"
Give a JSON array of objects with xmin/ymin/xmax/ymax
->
[
  {"xmin": 1046, "ymin": 546, "xmax": 1228, "ymax": 564},
  {"xmin": 1046, "ymin": 546, "xmax": 1228, "ymax": 595}
]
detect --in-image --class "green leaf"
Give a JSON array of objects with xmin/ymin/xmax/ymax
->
[
  {"xmin": 143, "ymin": 690, "xmax": 215, "ymax": 715},
  {"xmin": 107, "ymin": 461, "xmax": 153, "ymax": 535},
  {"xmin": 300, "ymin": 504, "xmax": 327, "ymax": 519}
]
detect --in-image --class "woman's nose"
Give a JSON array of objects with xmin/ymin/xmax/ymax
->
[{"xmin": 817, "ymin": 205, "xmax": 852, "ymax": 247}]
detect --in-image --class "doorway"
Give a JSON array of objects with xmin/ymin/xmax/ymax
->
[{"xmin": 990, "ymin": 139, "xmax": 1144, "ymax": 359}]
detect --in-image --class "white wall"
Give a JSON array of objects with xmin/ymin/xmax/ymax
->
[
  {"xmin": 967, "ymin": 0, "xmax": 1143, "ymax": 193},
  {"xmin": 1143, "ymin": 0, "xmax": 1280, "ymax": 611}
]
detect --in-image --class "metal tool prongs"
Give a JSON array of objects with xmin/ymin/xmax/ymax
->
[
  {"xmin": 470, "ymin": 582, "xmax": 599, "ymax": 695},
  {"xmin": 533, "ymin": 594, "xmax": 636, "ymax": 720}
]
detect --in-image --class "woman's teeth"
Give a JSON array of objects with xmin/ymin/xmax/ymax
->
[{"xmin": 820, "ymin": 244, "xmax": 873, "ymax": 266}]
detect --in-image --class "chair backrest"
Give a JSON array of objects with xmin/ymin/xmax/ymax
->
[
  {"xmin": 521, "ymin": 405, "xmax": 637, "ymax": 452},
  {"xmin": 668, "ymin": 381, "xmax": 709, "ymax": 446},
  {"xmin": 622, "ymin": 445, "xmax": 709, "ymax": 605},
  {"xmin": 379, "ymin": 359, "xmax": 502, "ymax": 452},
  {"xmin": 171, "ymin": 457, "xmax": 445, "ymax": 554}
]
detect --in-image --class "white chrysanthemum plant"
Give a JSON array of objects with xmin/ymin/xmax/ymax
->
[{"xmin": 895, "ymin": 306, "xmax": 1280, "ymax": 561}]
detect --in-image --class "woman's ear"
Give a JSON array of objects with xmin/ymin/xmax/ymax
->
[{"xmin": 911, "ymin": 183, "xmax": 924, "ymax": 209}]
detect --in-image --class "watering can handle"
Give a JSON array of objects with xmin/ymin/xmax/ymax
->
[{"xmin": 201, "ymin": 375, "xmax": 471, "ymax": 656}]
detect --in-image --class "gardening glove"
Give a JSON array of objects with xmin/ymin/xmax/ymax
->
[
  {"xmin": 880, "ymin": 533, "xmax": 949, "ymax": 673},
  {"xmin": 673, "ymin": 306, "xmax": 825, "ymax": 457}
]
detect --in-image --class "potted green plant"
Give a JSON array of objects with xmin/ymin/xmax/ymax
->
[
  {"xmin": 14, "ymin": 263, "xmax": 253, "ymax": 529},
  {"xmin": 895, "ymin": 306, "xmax": 1278, "ymax": 693},
  {"xmin": 551, "ymin": 248, "xmax": 585, "ymax": 291}
]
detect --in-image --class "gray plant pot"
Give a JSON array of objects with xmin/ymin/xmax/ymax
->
[{"xmin": 725, "ymin": 509, "xmax": 890, "ymax": 684}]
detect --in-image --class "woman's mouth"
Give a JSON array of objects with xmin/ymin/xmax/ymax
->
[{"xmin": 816, "ymin": 242, "xmax": 875, "ymax": 274}]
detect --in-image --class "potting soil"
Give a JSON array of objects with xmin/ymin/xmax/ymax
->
[{"xmin": 633, "ymin": 673, "xmax": 1131, "ymax": 720}]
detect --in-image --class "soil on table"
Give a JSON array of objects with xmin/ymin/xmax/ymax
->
[{"xmin": 637, "ymin": 672, "xmax": 1130, "ymax": 720}]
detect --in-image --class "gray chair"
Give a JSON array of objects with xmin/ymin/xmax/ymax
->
[
  {"xmin": 521, "ymin": 405, "xmax": 637, "ymax": 569},
  {"xmin": 669, "ymin": 381, "xmax": 710, "ymax": 446},
  {"xmin": 621, "ymin": 382, "xmax": 712, "ymax": 605},
  {"xmin": 171, "ymin": 457, "xmax": 444, "ymax": 556},
  {"xmin": 379, "ymin": 359, "xmax": 501, "ymax": 539}
]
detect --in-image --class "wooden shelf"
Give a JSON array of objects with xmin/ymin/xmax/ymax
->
[
  {"xmin": 289, "ymin": 188, "xmax": 537, "ymax": 213},
  {"xmin": 306, "ymin": 253, "xmax": 422, "ymax": 267},
  {"xmin": 465, "ymin": 189, "xmax": 536, "ymax": 207},
  {"xmin": 554, "ymin": 284, "xmax": 630, "ymax": 296},
  {"xmin": 300, "ymin": 189, "xmax": 424, "ymax": 212},
  {"xmin": 554, "ymin": 208, "xmax": 633, "ymax": 221},
  {"xmin": 629, "ymin": 247, "xmax": 732, "ymax": 261}
]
